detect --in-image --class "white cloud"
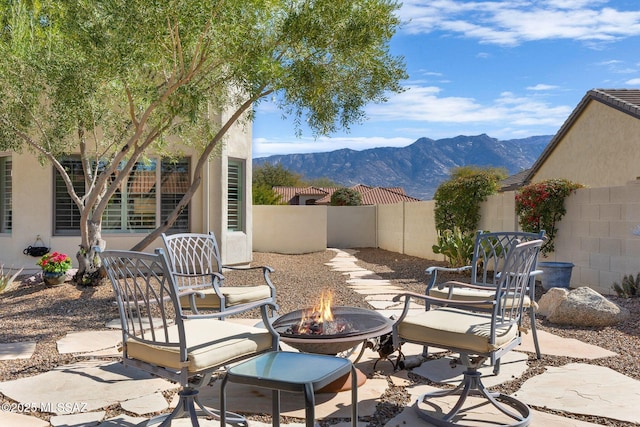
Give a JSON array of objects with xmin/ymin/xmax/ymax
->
[
  {"xmin": 625, "ymin": 78, "xmax": 640, "ymax": 85},
  {"xmin": 252, "ymin": 136, "xmax": 414, "ymax": 158},
  {"xmin": 399, "ymin": 0, "xmax": 640, "ymax": 46},
  {"xmin": 527, "ymin": 84, "xmax": 561, "ymax": 91},
  {"xmin": 365, "ymin": 85, "xmax": 572, "ymax": 128}
]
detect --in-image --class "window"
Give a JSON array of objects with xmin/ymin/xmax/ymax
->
[
  {"xmin": 227, "ymin": 159, "xmax": 244, "ymax": 231},
  {"xmin": 0, "ymin": 156, "xmax": 12, "ymax": 233},
  {"xmin": 54, "ymin": 157, "xmax": 189, "ymax": 234}
]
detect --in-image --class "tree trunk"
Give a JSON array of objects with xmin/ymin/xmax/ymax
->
[{"xmin": 74, "ymin": 220, "xmax": 107, "ymax": 286}]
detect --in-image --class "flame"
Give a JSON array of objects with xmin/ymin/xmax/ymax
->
[{"xmin": 296, "ymin": 289, "xmax": 334, "ymax": 334}]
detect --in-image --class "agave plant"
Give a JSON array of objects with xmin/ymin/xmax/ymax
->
[
  {"xmin": 612, "ymin": 273, "xmax": 640, "ymax": 298},
  {"xmin": 432, "ymin": 227, "xmax": 475, "ymax": 268},
  {"xmin": 0, "ymin": 265, "xmax": 24, "ymax": 293}
]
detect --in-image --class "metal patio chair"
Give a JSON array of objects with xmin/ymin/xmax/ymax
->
[
  {"xmin": 392, "ymin": 238, "xmax": 543, "ymax": 427},
  {"xmin": 101, "ymin": 248, "xmax": 280, "ymax": 426},
  {"xmin": 162, "ymin": 232, "xmax": 277, "ymax": 317},
  {"xmin": 425, "ymin": 230, "xmax": 545, "ymax": 369}
]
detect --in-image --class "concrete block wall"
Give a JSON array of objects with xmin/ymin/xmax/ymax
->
[
  {"xmin": 555, "ymin": 181, "xmax": 640, "ymax": 294},
  {"xmin": 252, "ymin": 180, "xmax": 640, "ymax": 294}
]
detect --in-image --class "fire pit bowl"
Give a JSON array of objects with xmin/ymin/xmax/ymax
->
[{"xmin": 271, "ymin": 306, "xmax": 394, "ymax": 355}]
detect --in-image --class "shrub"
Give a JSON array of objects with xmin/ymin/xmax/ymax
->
[
  {"xmin": 613, "ymin": 273, "xmax": 640, "ymax": 298},
  {"xmin": 330, "ymin": 187, "xmax": 362, "ymax": 206},
  {"xmin": 432, "ymin": 227, "xmax": 475, "ymax": 268},
  {"xmin": 434, "ymin": 167, "xmax": 505, "ymax": 234},
  {"xmin": 515, "ymin": 178, "xmax": 583, "ymax": 256}
]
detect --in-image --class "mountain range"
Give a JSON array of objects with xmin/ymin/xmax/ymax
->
[{"xmin": 252, "ymin": 134, "xmax": 553, "ymax": 200}]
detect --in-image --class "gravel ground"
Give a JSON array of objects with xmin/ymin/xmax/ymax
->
[{"xmin": 1, "ymin": 248, "xmax": 638, "ymax": 426}]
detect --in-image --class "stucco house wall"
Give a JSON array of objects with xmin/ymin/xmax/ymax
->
[
  {"xmin": 527, "ymin": 89, "xmax": 640, "ymax": 187},
  {"xmin": 0, "ymin": 114, "xmax": 253, "ymax": 274}
]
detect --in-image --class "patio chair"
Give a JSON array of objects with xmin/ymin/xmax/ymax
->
[
  {"xmin": 162, "ymin": 232, "xmax": 277, "ymax": 317},
  {"xmin": 425, "ymin": 230, "xmax": 545, "ymax": 368},
  {"xmin": 391, "ymin": 238, "xmax": 543, "ymax": 427},
  {"xmin": 101, "ymin": 248, "xmax": 280, "ymax": 427}
]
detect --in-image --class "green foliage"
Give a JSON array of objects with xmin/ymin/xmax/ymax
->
[
  {"xmin": 0, "ymin": 265, "xmax": 23, "ymax": 293},
  {"xmin": 253, "ymin": 164, "xmax": 302, "ymax": 188},
  {"xmin": 253, "ymin": 184, "xmax": 284, "ymax": 205},
  {"xmin": 432, "ymin": 227, "xmax": 475, "ymax": 268},
  {"xmin": 37, "ymin": 252, "xmax": 72, "ymax": 274},
  {"xmin": 515, "ymin": 179, "xmax": 583, "ymax": 256},
  {"xmin": 612, "ymin": 273, "xmax": 640, "ymax": 298},
  {"xmin": 0, "ymin": 0, "xmax": 406, "ymax": 273},
  {"xmin": 434, "ymin": 167, "xmax": 506, "ymax": 234},
  {"xmin": 330, "ymin": 187, "xmax": 362, "ymax": 206},
  {"xmin": 252, "ymin": 163, "xmax": 301, "ymax": 205}
]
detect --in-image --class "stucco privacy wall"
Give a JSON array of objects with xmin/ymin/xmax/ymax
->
[
  {"xmin": 253, "ymin": 180, "xmax": 640, "ymax": 294},
  {"xmin": 327, "ymin": 206, "xmax": 376, "ymax": 248},
  {"xmin": 253, "ymin": 205, "xmax": 327, "ymax": 254},
  {"xmin": 376, "ymin": 203, "xmax": 405, "ymax": 255}
]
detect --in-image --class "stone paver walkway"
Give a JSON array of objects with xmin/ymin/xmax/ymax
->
[{"xmin": 0, "ymin": 248, "xmax": 636, "ymax": 427}]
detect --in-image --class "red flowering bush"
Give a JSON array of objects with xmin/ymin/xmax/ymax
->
[
  {"xmin": 37, "ymin": 252, "xmax": 72, "ymax": 274},
  {"xmin": 515, "ymin": 179, "xmax": 583, "ymax": 255}
]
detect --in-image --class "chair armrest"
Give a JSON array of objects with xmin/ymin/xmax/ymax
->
[
  {"xmin": 183, "ymin": 300, "xmax": 279, "ymax": 320},
  {"xmin": 436, "ymin": 281, "xmax": 494, "ymax": 291},
  {"xmin": 393, "ymin": 291, "xmax": 492, "ymax": 306},
  {"xmin": 222, "ymin": 265, "xmax": 276, "ymax": 293},
  {"xmin": 391, "ymin": 291, "xmax": 494, "ymax": 324},
  {"xmin": 425, "ymin": 265, "xmax": 472, "ymax": 291},
  {"xmin": 223, "ymin": 265, "xmax": 274, "ymax": 274},
  {"xmin": 176, "ymin": 289, "xmax": 207, "ymax": 299}
]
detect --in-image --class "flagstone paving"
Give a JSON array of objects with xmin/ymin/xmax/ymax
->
[
  {"xmin": 1, "ymin": 247, "xmax": 637, "ymax": 427},
  {"xmin": 0, "ymin": 342, "xmax": 36, "ymax": 361}
]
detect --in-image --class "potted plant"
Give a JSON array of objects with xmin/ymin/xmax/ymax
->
[
  {"xmin": 515, "ymin": 178, "xmax": 583, "ymax": 289},
  {"xmin": 37, "ymin": 251, "xmax": 72, "ymax": 286}
]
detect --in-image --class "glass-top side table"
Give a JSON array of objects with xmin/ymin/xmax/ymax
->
[{"xmin": 220, "ymin": 351, "xmax": 358, "ymax": 427}]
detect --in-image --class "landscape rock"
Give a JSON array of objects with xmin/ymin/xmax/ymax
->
[
  {"xmin": 537, "ymin": 287, "xmax": 568, "ymax": 318},
  {"xmin": 538, "ymin": 286, "xmax": 630, "ymax": 327}
]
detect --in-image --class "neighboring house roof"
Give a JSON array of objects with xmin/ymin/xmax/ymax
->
[
  {"xmin": 499, "ymin": 169, "xmax": 531, "ymax": 192},
  {"xmin": 522, "ymin": 88, "xmax": 640, "ymax": 185},
  {"xmin": 272, "ymin": 184, "xmax": 421, "ymax": 205}
]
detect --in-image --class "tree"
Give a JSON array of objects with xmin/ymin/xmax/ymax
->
[
  {"xmin": 254, "ymin": 163, "xmax": 302, "ymax": 187},
  {"xmin": 252, "ymin": 163, "xmax": 301, "ymax": 205},
  {"xmin": 433, "ymin": 166, "xmax": 507, "ymax": 234},
  {"xmin": 0, "ymin": 1, "xmax": 406, "ymax": 284},
  {"xmin": 331, "ymin": 187, "xmax": 362, "ymax": 206}
]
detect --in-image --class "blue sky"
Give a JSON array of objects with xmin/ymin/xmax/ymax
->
[{"xmin": 252, "ymin": 0, "xmax": 640, "ymax": 158}]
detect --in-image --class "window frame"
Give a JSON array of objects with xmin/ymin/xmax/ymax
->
[
  {"xmin": 0, "ymin": 155, "xmax": 12, "ymax": 233},
  {"xmin": 227, "ymin": 159, "xmax": 245, "ymax": 232},
  {"xmin": 53, "ymin": 156, "xmax": 190, "ymax": 235}
]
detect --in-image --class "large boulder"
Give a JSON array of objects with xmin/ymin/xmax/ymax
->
[{"xmin": 537, "ymin": 286, "xmax": 630, "ymax": 327}]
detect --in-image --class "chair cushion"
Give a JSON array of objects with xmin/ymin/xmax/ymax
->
[
  {"xmin": 126, "ymin": 318, "xmax": 274, "ymax": 373},
  {"xmin": 397, "ymin": 307, "xmax": 519, "ymax": 354},
  {"xmin": 179, "ymin": 285, "xmax": 272, "ymax": 309},
  {"xmin": 429, "ymin": 282, "xmax": 532, "ymax": 308}
]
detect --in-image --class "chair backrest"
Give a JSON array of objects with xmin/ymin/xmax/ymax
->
[
  {"xmin": 492, "ymin": 239, "xmax": 543, "ymax": 329},
  {"xmin": 101, "ymin": 249, "xmax": 186, "ymax": 358},
  {"xmin": 162, "ymin": 232, "xmax": 223, "ymax": 289},
  {"xmin": 470, "ymin": 230, "xmax": 545, "ymax": 287}
]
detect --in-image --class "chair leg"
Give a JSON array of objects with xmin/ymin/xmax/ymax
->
[
  {"xmin": 140, "ymin": 384, "xmax": 246, "ymax": 427},
  {"xmin": 529, "ymin": 309, "xmax": 541, "ymax": 359},
  {"xmin": 413, "ymin": 366, "xmax": 531, "ymax": 427}
]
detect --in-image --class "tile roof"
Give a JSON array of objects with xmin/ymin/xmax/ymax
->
[
  {"xmin": 272, "ymin": 184, "xmax": 420, "ymax": 205},
  {"xmin": 522, "ymin": 89, "xmax": 640, "ymax": 185}
]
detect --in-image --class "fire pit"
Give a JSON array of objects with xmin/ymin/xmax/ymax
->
[{"xmin": 272, "ymin": 306, "xmax": 394, "ymax": 355}]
